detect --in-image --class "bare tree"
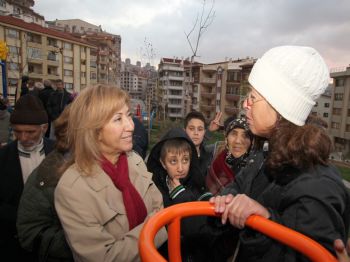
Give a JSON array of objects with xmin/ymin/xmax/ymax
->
[
  {"xmin": 184, "ymin": 0, "xmax": 216, "ymax": 110},
  {"xmin": 140, "ymin": 37, "xmax": 156, "ymax": 142}
]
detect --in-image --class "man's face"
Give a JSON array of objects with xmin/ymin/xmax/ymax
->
[
  {"xmin": 56, "ymin": 81, "xmax": 64, "ymax": 90},
  {"xmin": 12, "ymin": 124, "xmax": 47, "ymax": 150}
]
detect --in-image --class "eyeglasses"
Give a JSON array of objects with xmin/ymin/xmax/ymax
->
[{"xmin": 243, "ymin": 92, "xmax": 265, "ymax": 108}]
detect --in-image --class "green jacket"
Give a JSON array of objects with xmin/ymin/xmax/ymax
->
[{"xmin": 16, "ymin": 150, "xmax": 73, "ymax": 262}]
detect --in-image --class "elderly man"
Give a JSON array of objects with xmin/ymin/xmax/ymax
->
[{"xmin": 0, "ymin": 94, "xmax": 54, "ymax": 261}]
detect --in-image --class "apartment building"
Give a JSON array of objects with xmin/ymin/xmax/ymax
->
[
  {"xmin": 46, "ymin": 18, "xmax": 102, "ymax": 34},
  {"xmin": 0, "ymin": 0, "xmax": 45, "ymax": 26},
  {"xmin": 158, "ymin": 58, "xmax": 185, "ymax": 120},
  {"xmin": 329, "ymin": 66, "xmax": 350, "ymax": 157},
  {"xmin": 0, "ymin": 15, "xmax": 96, "ymax": 102},
  {"xmin": 311, "ymin": 85, "xmax": 331, "ymax": 124},
  {"xmin": 47, "ymin": 19, "xmax": 121, "ymax": 86},
  {"xmin": 121, "ymin": 59, "xmax": 157, "ymax": 105},
  {"xmin": 199, "ymin": 58, "xmax": 255, "ymax": 122}
]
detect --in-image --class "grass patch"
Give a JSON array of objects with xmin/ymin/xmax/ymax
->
[{"xmin": 336, "ymin": 166, "xmax": 350, "ymax": 182}]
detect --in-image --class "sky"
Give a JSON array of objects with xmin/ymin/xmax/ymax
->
[{"xmin": 34, "ymin": 0, "xmax": 350, "ymax": 69}]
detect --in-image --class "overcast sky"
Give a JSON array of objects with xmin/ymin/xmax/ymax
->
[{"xmin": 34, "ymin": 0, "xmax": 350, "ymax": 69}]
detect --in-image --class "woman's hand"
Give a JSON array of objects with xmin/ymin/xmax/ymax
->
[
  {"xmin": 334, "ymin": 239, "xmax": 350, "ymax": 262},
  {"xmin": 208, "ymin": 112, "xmax": 223, "ymax": 132},
  {"xmin": 209, "ymin": 194, "xmax": 234, "ymax": 213},
  {"xmin": 221, "ymin": 194, "xmax": 270, "ymax": 229}
]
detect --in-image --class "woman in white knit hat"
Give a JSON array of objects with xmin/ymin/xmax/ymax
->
[{"xmin": 210, "ymin": 46, "xmax": 350, "ymax": 261}]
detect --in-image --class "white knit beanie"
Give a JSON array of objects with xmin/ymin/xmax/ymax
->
[{"xmin": 248, "ymin": 46, "xmax": 329, "ymax": 126}]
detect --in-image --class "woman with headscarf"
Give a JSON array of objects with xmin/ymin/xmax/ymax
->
[{"xmin": 206, "ymin": 117, "xmax": 253, "ymax": 195}]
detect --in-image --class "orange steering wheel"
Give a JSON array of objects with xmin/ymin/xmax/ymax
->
[{"xmin": 139, "ymin": 201, "xmax": 337, "ymax": 262}]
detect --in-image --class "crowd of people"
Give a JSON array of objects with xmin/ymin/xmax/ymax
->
[{"xmin": 1, "ymin": 45, "xmax": 350, "ymax": 262}]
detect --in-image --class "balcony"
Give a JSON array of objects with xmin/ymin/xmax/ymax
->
[
  {"xmin": 167, "ymin": 94, "xmax": 183, "ymax": 99},
  {"xmin": 225, "ymin": 94, "xmax": 240, "ymax": 102},
  {"xmin": 202, "ymin": 65, "xmax": 217, "ymax": 72},
  {"xmin": 200, "ymin": 104, "xmax": 215, "ymax": 111},
  {"xmin": 224, "ymin": 107, "xmax": 239, "ymax": 115},
  {"xmin": 28, "ymin": 71, "xmax": 43, "ymax": 79},
  {"xmin": 160, "ymin": 65, "xmax": 184, "ymax": 72},
  {"xmin": 200, "ymin": 77, "xmax": 216, "ymax": 85},
  {"xmin": 201, "ymin": 92, "xmax": 215, "ymax": 99}
]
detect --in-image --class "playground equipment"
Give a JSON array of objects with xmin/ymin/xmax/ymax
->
[{"xmin": 139, "ymin": 201, "xmax": 337, "ymax": 262}]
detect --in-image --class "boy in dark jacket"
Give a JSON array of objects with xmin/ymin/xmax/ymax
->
[{"xmin": 147, "ymin": 128, "xmax": 234, "ymax": 261}]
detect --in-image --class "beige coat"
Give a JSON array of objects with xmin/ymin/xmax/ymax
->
[{"xmin": 55, "ymin": 152, "xmax": 167, "ymax": 262}]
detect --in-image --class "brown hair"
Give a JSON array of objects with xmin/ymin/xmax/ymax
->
[
  {"xmin": 63, "ymin": 84, "xmax": 130, "ymax": 175},
  {"xmin": 160, "ymin": 138, "xmax": 192, "ymax": 163},
  {"xmin": 53, "ymin": 104, "xmax": 71, "ymax": 153},
  {"xmin": 184, "ymin": 111, "xmax": 206, "ymax": 128},
  {"xmin": 266, "ymin": 118, "xmax": 332, "ymax": 174}
]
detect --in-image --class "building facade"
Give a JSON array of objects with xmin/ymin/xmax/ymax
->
[
  {"xmin": 198, "ymin": 58, "xmax": 255, "ymax": 122},
  {"xmin": 0, "ymin": 0, "xmax": 45, "ymax": 26},
  {"xmin": 329, "ymin": 66, "xmax": 350, "ymax": 157},
  {"xmin": 158, "ymin": 58, "xmax": 185, "ymax": 120},
  {"xmin": 0, "ymin": 15, "xmax": 96, "ymax": 102},
  {"xmin": 311, "ymin": 85, "xmax": 331, "ymax": 125},
  {"xmin": 47, "ymin": 19, "xmax": 121, "ymax": 86}
]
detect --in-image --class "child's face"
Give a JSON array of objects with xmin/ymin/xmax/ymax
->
[
  {"xmin": 185, "ymin": 118, "xmax": 205, "ymax": 147},
  {"xmin": 161, "ymin": 151, "xmax": 190, "ymax": 180}
]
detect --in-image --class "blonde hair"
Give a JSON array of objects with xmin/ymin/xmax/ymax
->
[{"xmin": 66, "ymin": 84, "xmax": 130, "ymax": 175}]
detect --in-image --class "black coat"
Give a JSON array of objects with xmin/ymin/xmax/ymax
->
[
  {"xmin": 17, "ymin": 150, "xmax": 73, "ymax": 262},
  {"xmin": 147, "ymin": 128, "xmax": 234, "ymax": 262},
  {"xmin": 132, "ymin": 117, "xmax": 148, "ymax": 159},
  {"xmin": 39, "ymin": 87, "xmax": 55, "ymax": 112},
  {"xmin": 47, "ymin": 89, "xmax": 72, "ymax": 121},
  {"xmin": 222, "ymin": 151, "xmax": 350, "ymax": 262},
  {"xmin": 0, "ymin": 138, "xmax": 54, "ymax": 261}
]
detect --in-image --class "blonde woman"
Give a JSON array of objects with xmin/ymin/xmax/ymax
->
[{"xmin": 55, "ymin": 85, "xmax": 166, "ymax": 262}]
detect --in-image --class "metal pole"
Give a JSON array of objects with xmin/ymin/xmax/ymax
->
[{"xmin": 0, "ymin": 61, "xmax": 7, "ymax": 98}]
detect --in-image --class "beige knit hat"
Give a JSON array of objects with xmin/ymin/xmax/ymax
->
[{"xmin": 248, "ymin": 46, "xmax": 329, "ymax": 126}]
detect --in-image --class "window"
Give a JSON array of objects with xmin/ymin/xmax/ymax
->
[
  {"xmin": 47, "ymin": 67, "xmax": 58, "ymax": 75},
  {"xmin": 64, "ymin": 56, "xmax": 73, "ymax": 64},
  {"xmin": 81, "ymin": 72, "xmax": 86, "ymax": 78},
  {"xmin": 13, "ymin": 6, "xmax": 20, "ymax": 14},
  {"xmin": 8, "ymin": 45, "xmax": 19, "ymax": 54},
  {"xmin": 346, "ymin": 125, "xmax": 350, "ymax": 132},
  {"xmin": 8, "ymin": 62, "xmax": 19, "ymax": 70},
  {"xmin": 47, "ymin": 51, "xmax": 57, "ymax": 61},
  {"xmin": 334, "ymin": 93, "xmax": 344, "ymax": 101},
  {"xmin": 332, "ymin": 108, "xmax": 341, "ymax": 115},
  {"xmin": 323, "ymin": 113, "xmax": 328, "ymax": 118},
  {"xmin": 331, "ymin": 122, "xmax": 340, "ymax": 130},
  {"xmin": 64, "ymin": 70, "xmax": 73, "ymax": 76},
  {"xmin": 63, "ymin": 42, "xmax": 72, "ymax": 50},
  {"xmin": 227, "ymin": 71, "xmax": 240, "ymax": 82},
  {"xmin": 8, "ymin": 78, "xmax": 18, "ymax": 87},
  {"xmin": 335, "ymin": 78, "xmax": 345, "ymax": 87},
  {"xmin": 6, "ymin": 29, "xmax": 19, "ymax": 38},
  {"xmin": 90, "ymin": 72, "xmax": 97, "ymax": 79},
  {"xmin": 324, "ymin": 103, "xmax": 330, "ymax": 108},
  {"xmin": 27, "ymin": 47, "xmax": 42, "ymax": 59},
  {"xmin": 90, "ymin": 61, "xmax": 97, "ymax": 68},
  {"xmin": 27, "ymin": 32, "xmax": 42, "ymax": 44},
  {"xmin": 64, "ymin": 83, "xmax": 73, "ymax": 91},
  {"xmin": 47, "ymin": 38, "xmax": 57, "ymax": 47},
  {"xmin": 314, "ymin": 102, "xmax": 318, "ymax": 107}
]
